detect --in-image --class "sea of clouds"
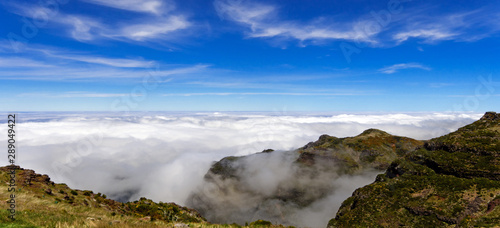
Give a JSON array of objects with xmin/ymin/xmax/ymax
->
[{"xmin": 0, "ymin": 112, "xmax": 483, "ymax": 226}]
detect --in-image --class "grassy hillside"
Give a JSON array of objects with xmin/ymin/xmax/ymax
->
[
  {"xmin": 329, "ymin": 112, "xmax": 500, "ymax": 227},
  {"xmin": 297, "ymin": 128, "xmax": 423, "ymax": 173},
  {"xmin": 0, "ymin": 166, "xmax": 290, "ymax": 228}
]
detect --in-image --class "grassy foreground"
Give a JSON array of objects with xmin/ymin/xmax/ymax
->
[{"xmin": 0, "ymin": 166, "xmax": 290, "ymax": 228}]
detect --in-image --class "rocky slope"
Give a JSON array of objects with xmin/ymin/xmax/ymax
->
[
  {"xmin": 188, "ymin": 129, "xmax": 423, "ymax": 227},
  {"xmin": 329, "ymin": 112, "xmax": 500, "ymax": 227},
  {"xmin": 0, "ymin": 166, "xmax": 290, "ymax": 227},
  {"xmin": 297, "ymin": 128, "xmax": 423, "ymax": 173}
]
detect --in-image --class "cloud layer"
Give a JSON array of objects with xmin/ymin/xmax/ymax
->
[
  {"xmin": 188, "ymin": 149, "xmax": 381, "ymax": 227},
  {"xmin": 0, "ymin": 112, "xmax": 482, "ymax": 224}
]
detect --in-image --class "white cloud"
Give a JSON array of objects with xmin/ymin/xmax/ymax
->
[
  {"xmin": 117, "ymin": 16, "xmax": 190, "ymax": 41},
  {"xmin": 392, "ymin": 9, "xmax": 500, "ymax": 44},
  {"xmin": 46, "ymin": 53, "xmax": 156, "ymax": 68},
  {"xmin": 82, "ymin": 0, "xmax": 172, "ymax": 15},
  {"xmin": 214, "ymin": 1, "xmax": 500, "ymax": 47},
  {"xmin": 214, "ymin": 0, "xmax": 378, "ymax": 44},
  {"xmin": 64, "ymin": 15, "xmax": 101, "ymax": 41},
  {"xmin": 54, "ymin": 14, "xmax": 191, "ymax": 43},
  {"xmin": 394, "ymin": 29, "xmax": 457, "ymax": 43},
  {"xmin": 378, "ymin": 63, "xmax": 431, "ymax": 74},
  {"xmin": 0, "ymin": 57, "xmax": 53, "ymax": 68},
  {"xmin": 7, "ymin": 1, "xmax": 191, "ymax": 43},
  {"xmin": 0, "ymin": 112, "xmax": 481, "ymax": 197}
]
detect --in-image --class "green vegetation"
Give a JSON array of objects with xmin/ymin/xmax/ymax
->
[
  {"xmin": 0, "ymin": 166, "xmax": 291, "ymax": 228},
  {"xmin": 329, "ymin": 112, "xmax": 500, "ymax": 227},
  {"xmin": 297, "ymin": 128, "xmax": 423, "ymax": 173},
  {"xmin": 249, "ymin": 220, "xmax": 272, "ymax": 226}
]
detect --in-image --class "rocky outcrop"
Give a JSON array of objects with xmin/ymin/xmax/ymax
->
[
  {"xmin": 297, "ymin": 128, "xmax": 423, "ymax": 173},
  {"xmin": 329, "ymin": 112, "xmax": 500, "ymax": 227},
  {"xmin": 188, "ymin": 128, "xmax": 422, "ymax": 226}
]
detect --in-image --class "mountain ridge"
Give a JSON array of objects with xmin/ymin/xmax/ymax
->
[
  {"xmin": 329, "ymin": 111, "xmax": 500, "ymax": 227},
  {"xmin": 188, "ymin": 123, "xmax": 424, "ymax": 226}
]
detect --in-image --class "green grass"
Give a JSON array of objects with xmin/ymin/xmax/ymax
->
[{"xmin": 0, "ymin": 165, "xmax": 294, "ymax": 228}]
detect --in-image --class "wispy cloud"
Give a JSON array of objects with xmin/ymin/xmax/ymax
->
[
  {"xmin": 18, "ymin": 92, "xmax": 141, "ymax": 98},
  {"xmin": 61, "ymin": 15, "xmax": 103, "ymax": 42},
  {"xmin": 0, "ymin": 57, "xmax": 53, "ymax": 68},
  {"xmin": 447, "ymin": 94, "xmax": 500, "ymax": 98},
  {"xmin": 394, "ymin": 29, "xmax": 457, "ymax": 44},
  {"xmin": 7, "ymin": 1, "xmax": 192, "ymax": 43},
  {"xmin": 44, "ymin": 52, "xmax": 156, "ymax": 68},
  {"xmin": 0, "ymin": 42, "xmax": 156, "ymax": 68},
  {"xmin": 378, "ymin": 63, "xmax": 431, "ymax": 74},
  {"xmin": 116, "ymin": 16, "xmax": 190, "ymax": 41},
  {"xmin": 0, "ymin": 42, "xmax": 210, "ymax": 80},
  {"xmin": 81, "ymin": 0, "xmax": 173, "ymax": 15},
  {"xmin": 392, "ymin": 9, "xmax": 500, "ymax": 44},
  {"xmin": 213, "ymin": 0, "xmax": 378, "ymax": 45},
  {"xmin": 162, "ymin": 92, "xmax": 361, "ymax": 96},
  {"xmin": 214, "ymin": 1, "xmax": 500, "ymax": 47},
  {"xmin": 58, "ymin": 14, "xmax": 191, "ymax": 43},
  {"xmin": 0, "ymin": 64, "xmax": 209, "ymax": 80},
  {"xmin": 429, "ymin": 83, "xmax": 454, "ymax": 88}
]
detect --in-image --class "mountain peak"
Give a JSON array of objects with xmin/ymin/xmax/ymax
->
[
  {"xmin": 480, "ymin": 111, "xmax": 500, "ymax": 121},
  {"xmin": 358, "ymin": 128, "xmax": 390, "ymax": 137}
]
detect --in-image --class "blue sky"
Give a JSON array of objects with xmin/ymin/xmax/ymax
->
[{"xmin": 0, "ymin": 0, "xmax": 499, "ymax": 112}]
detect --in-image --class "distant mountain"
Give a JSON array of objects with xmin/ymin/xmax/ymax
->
[
  {"xmin": 297, "ymin": 128, "xmax": 423, "ymax": 173},
  {"xmin": 188, "ymin": 128, "xmax": 423, "ymax": 226},
  {"xmin": 329, "ymin": 112, "xmax": 500, "ymax": 227}
]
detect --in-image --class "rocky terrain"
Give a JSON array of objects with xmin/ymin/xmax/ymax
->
[
  {"xmin": 188, "ymin": 127, "xmax": 423, "ymax": 227},
  {"xmin": 297, "ymin": 128, "xmax": 423, "ymax": 173},
  {"xmin": 329, "ymin": 112, "xmax": 500, "ymax": 227}
]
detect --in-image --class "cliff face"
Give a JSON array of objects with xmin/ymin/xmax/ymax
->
[
  {"xmin": 329, "ymin": 112, "xmax": 500, "ymax": 227},
  {"xmin": 188, "ymin": 129, "xmax": 423, "ymax": 227}
]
